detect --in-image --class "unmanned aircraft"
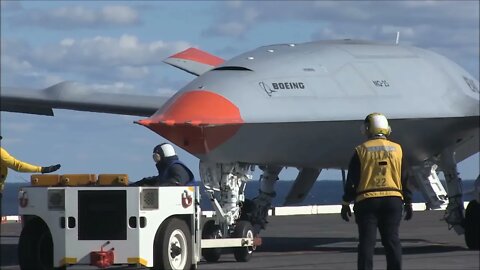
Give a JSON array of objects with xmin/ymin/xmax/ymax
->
[{"xmin": 2, "ymin": 40, "xmax": 479, "ymax": 255}]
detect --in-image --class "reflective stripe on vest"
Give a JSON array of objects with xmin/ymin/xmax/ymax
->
[{"xmin": 355, "ymin": 138, "xmax": 403, "ymax": 202}]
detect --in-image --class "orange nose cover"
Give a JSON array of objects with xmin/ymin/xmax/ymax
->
[{"xmin": 137, "ymin": 90, "xmax": 244, "ymax": 154}]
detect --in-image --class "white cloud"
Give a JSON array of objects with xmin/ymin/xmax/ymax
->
[
  {"xmin": 243, "ymin": 7, "xmax": 260, "ymax": 23},
  {"xmin": 51, "ymin": 6, "xmax": 96, "ymax": 24},
  {"xmin": 198, "ymin": 2, "xmax": 270, "ymax": 37},
  {"xmin": 27, "ymin": 34, "xmax": 191, "ymax": 68},
  {"xmin": 1, "ymin": 35, "xmax": 193, "ymax": 85},
  {"xmin": 117, "ymin": 66, "xmax": 150, "ymax": 80},
  {"xmin": 1, "ymin": 55, "xmax": 33, "ymax": 73},
  {"xmin": 9, "ymin": 5, "xmax": 140, "ymax": 29},
  {"xmin": 311, "ymin": 20, "xmax": 478, "ymax": 78},
  {"xmin": 148, "ymin": 41, "xmax": 168, "ymax": 51},
  {"xmin": 202, "ymin": 2, "xmax": 260, "ymax": 38},
  {"xmin": 60, "ymin": 38, "xmax": 75, "ymax": 47},
  {"xmin": 1, "ymin": 35, "xmax": 195, "ymax": 98},
  {"xmin": 101, "ymin": 5, "xmax": 138, "ymax": 24},
  {"xmin": 204, "ymin": 22, "xmax": 247, "ymax": 38},
  {"xmin": 202, "ymin": 1, "xmax": 478, "ymax": 77},
  {"xmin": 206, "ymin": 1, "xmax": 478, "ymax": 35}
]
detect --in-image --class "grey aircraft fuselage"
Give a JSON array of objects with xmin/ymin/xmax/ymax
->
[
  {"xmin": 138, "ymin": 40, "xmax": 479, "ymax": 169},
  {"xmin": 1, "ymin": 40, "xmax": 478, "ymax": 170}
]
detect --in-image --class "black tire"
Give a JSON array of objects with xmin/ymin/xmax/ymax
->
[
  {"xmin": 464, "ymin": 200, "xmax": 480, "ymax": 250},
  {"xmin": 201, "ymin": 220, "xmax": 222, "ymax": 262},
  {"xmin": 18, "ymin": 218, "xmax": 65, "ymax": 270},
  {"xmin": 232, "ymin": 220, "xmax": 254, "ymax": 262},
  {"xmin": 153, "ymin": 218, "xmax": 192, "ymax": 270}
]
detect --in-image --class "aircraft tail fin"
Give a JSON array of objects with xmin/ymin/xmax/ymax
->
[{"xmin": 163, "ymin": 47, "xmax": 224, "ymax": 76}]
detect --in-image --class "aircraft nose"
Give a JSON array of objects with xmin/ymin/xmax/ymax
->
[{"xmin": 136, "ymin": 90, "xmax": 244, "ymax": 154}]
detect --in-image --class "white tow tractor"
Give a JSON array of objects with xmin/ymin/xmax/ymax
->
[{"xmin": 17, "ymin": 174, "xmax": 257, "ymax": 270}]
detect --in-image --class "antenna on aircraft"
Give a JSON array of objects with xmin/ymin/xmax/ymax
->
[{"xmin": 395, "ymin": 31, "xmax": 400, "ymax": 45}]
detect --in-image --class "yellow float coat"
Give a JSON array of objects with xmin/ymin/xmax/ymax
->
[{"xmin": 1, "ymin": 147, "xmax": 42, "ymax": 192}]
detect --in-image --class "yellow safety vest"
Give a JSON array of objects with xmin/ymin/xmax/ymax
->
[
  {"xmin": 0, "ymin": 147, "xmax": 42, "ymax": 192},
  {"xmin": 355, "ymin": 138, "xmax": 403, "ymax": 202}
]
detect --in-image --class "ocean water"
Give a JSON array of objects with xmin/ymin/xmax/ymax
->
[{"xmin": 2, "ymin": 180, "xmax": 476, "ymax": 215}]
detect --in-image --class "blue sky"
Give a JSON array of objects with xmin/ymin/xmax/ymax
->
[{"xmin": 1, "ymin": 1, "xmax": 479, "ymax": 184}]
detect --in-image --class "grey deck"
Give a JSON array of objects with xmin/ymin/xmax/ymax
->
[{"xmin": 1, "ymin": 210, "xmax": 479, "ymax": 269}]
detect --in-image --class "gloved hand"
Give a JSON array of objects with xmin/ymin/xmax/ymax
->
[
  {"xmin": 41, "ymin": 164, "xmax": 61, "ymax": 174},
  {"xmin": 404, "ymin": 203, "xmax": 413, "ymax": 220},
  {"xmin": 341, "ymin": 204, "xmax": 352, "ymax": 222}
]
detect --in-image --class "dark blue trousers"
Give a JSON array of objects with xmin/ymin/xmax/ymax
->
[{"xmin": 354, "ymin": 196, "xmax": 403, "ymax": 270}]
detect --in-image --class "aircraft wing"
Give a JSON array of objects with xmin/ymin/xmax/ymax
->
[{"xmin": 1, "ymin": 81, "xmax": 170, "ymax": 117}]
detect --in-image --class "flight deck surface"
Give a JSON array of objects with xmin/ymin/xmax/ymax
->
[{"xmin": 1, "ymin": 210, "xmax": 478, "ymax": 269}]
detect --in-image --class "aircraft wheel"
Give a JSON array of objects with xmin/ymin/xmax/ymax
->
[
  {"xmin": 201, "ymin": 220, "xmax": 222, "ymax": 262},
  {"xmin": 153, "ymin": 218, "xmax": 192, "ymax": 270},
  {"xmin": 232, "ymin": 220, "xmax": 254, "ymax": 262},
  {"xmin": 464, "ymin": 200, "xmax": 480, "ymax": 250},
  {"xmin": 18, "ymin": 218, "xmax": 65, "ymax": 270}
]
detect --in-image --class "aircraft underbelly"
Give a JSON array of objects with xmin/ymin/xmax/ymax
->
[{"xmin": 198, "ymin": 116, "xmax": 479, "ymax": 169}]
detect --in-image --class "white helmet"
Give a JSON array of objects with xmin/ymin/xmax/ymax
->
[
  {"xmin": 363, "ymin": 113, "xmax": 391, "ymax": 137},
  {"xmin": 152, "ymin": 143, "xmax": 176, "ymax": 163}
]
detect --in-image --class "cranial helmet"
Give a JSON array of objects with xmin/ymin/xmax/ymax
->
[
  {"xmin": 152, "ymin": 143, "xmax": 176, "ymax": 163},
  {"xmin": 363, "ymin": 113, "xmax": 391, "ymax": 137}
]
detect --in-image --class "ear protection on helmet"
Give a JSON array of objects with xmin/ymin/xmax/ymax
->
[
  {"xmin": 152, "ymin": 153, "xmax": 161, "ymax": 163},
  {"xmin": 152, "ymin": 143, "xmax": 176, "ymax": 163}
]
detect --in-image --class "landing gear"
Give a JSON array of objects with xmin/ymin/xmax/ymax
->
[
  {"xmin": 250, "ymin": 166, "xmax": 282, "ymax": 233},
  {"xmin": 199, "ymin": 161, "xmax": 261, "ymax": 261},
  {"xmin": 201, "ymin": 220, "xmax": 222, "ymax": 262},
  {"xmin": 411, "ymin": 148, "xmax": 475, "ymax": 247},
  {"xmin": 154, "ymin": 218, "xmax": 192, "ymax": 270},
  {"xmin": 411, "ymin": 161, "xmax": 448, "ymax": 210},
  {"xmin": 464, "ymin": 200, "xmax": 480, "ymax": 250},
  {"xmin": 233, "ymin": 221, "xmax": 255, "ymax": 262},
  {"xmin": 200, "ymin": 161, "xmax": 253, "ymax": 234},
  {"xmin": 439, "ymin": 148, "xmax": 465, "ymax": 234},
  {"xmin": 412, "ymin": 148, "xmax": 467, "ymax": 235}
]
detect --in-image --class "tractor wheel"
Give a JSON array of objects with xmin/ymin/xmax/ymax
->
[
  {"xmin": 201, "ymin": 220, "xmax": 222, "ymax": 262},
  {"xmin": 465, "ymin": 200, "xmax": 480, "ymax": 250},
  {"xmin": 18, "ymin": 218, "xmax": 65, "ymax": 270},
  {"xmin": 153, "ymin": 218, "xmax": 192, "ymax": 270}
]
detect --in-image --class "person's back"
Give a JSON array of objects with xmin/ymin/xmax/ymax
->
[
  {"xmin": 355, "ymin": 138, "xmax": 404, "ymax": 203},
  {"xmin": 340, "ymin": 113, "xmax": 412, "ymax": 270}
]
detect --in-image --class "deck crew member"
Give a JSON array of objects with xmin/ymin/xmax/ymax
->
[
  {"xmin": 131, "ymin": 143, "xmax": 194, "ymax": 186},
  {"xmin": 0, "ymin": 136, "xmax": 61, "ymax": 216},
  {"xmin": 340, "ymin": 113, "xmax": 412, "ymax": 270}
]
